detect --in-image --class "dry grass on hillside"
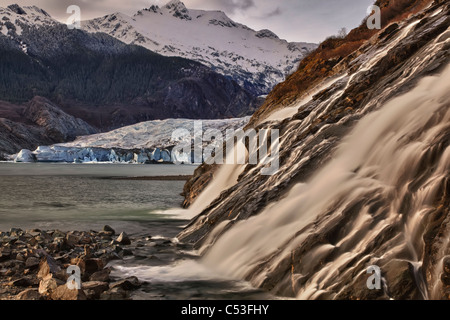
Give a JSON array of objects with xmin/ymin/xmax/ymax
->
[{"xmin": 247, "ymin": 0, "xmax": 434, "ymax": 127}]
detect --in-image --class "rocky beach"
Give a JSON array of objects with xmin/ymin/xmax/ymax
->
[{"xmin": 0, "ymin": 226, "xmax": 193, "ymax": 300}]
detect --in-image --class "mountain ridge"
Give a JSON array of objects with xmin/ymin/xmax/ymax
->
[
  {"xmin": 0, "ymin": 6, "xmax": 261, "ymax": 132},
  {"xmin": 82, "ymin": 0, "xmax": 317, "ymax": 96}
]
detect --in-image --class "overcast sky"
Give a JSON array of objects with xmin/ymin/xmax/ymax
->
[{"xmin": 5, "ymin": 0, "xmax": 376, "ymax": 43}]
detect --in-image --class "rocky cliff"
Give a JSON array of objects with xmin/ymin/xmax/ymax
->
[
  {"xmin": 24, "ymin": 97, "xmax": 97, "ymax": 142},
  {"xmin": 0, "ymin": 97, "xmax": 97, "ymax": 157}
]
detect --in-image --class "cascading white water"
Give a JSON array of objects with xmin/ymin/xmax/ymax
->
[
  {"xmin": 189, "ymin": 163, "xmax": 244, "ymax": 214},
  {"xmin": 201, "ymin": 64, "xmax": 450, "ymax": 299},
  {"xmin": 172, "ymin": 139, "xmax": 249, "ymax": 220}
]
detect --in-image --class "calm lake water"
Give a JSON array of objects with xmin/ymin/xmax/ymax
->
[
  {"xmin": 0, "ymin": 162, "xmax": 271, "ymax": 300},
  {"xmin": 0, "ymin": 162, "xmax": 195, "ymax": 233}
]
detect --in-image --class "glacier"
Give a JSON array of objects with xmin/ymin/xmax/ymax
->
[{"xmin": 12, "ymin": 117, "xmax": 250, "ymax": 164}]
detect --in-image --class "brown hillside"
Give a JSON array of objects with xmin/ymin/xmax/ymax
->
[{"xmin": 247, "ymin": 0, "xmax": 434, "ymax": 127}]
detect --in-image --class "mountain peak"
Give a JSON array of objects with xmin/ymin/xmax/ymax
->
[
  {"xmin": 143, "ymin": 5, "xmax": 162, "ymax": 15},
  {"xmin": 255, "ymin": 29, "xmax": 279, "ymax": 40},
  {"xmin": 7, "ymin": 4, "xmax": 26, "ymax": 15},
  {"xmin": 82, "ymin": 1, "xmax": 317, "ymax": 95},
  {"xmin": 165, "ymin": 0, "xmax": 185, "ymax": 8},
  {"xmin": 2, "ymin": 4, "xmax": 51, "ymax": 18},
  {"xmin": 164, "ymin": 0, "xmax": 191, "ymax": 20},
  {"xmin": 26, "ymin": 5, "xmax": 51, "ymax": 17}
]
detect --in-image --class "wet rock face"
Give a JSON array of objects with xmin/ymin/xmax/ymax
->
[
  {"xmin": 423, "ymin": 178, "xmax": 450, "ymax": 300},
  {"xmin": 181, "ymin": 164, "xmax": 218, "ymax": 208},
  {"xmin": 246, "ymin": 0, "xmax": 433, "ymax": 128},
  {"xmin": 179, "ymin": 2, "xmax": 450, "ymax": 300},
  {"xmin": 441, "ymin": 257, "xmax": 450, "ymax": 299}
]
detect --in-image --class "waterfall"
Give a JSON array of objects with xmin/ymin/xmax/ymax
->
[
  {"xmin": 178, "ymin": 141, "xmax": 248, "ymax": 220},
  {"xmin": 201, "ymin": 64, "xmax": 450, "ymax": 299},
  {"xmin": 189, "ymin": 163, "xmax": 244, "ymax": 214}
]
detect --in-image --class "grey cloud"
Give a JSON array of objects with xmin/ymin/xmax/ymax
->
[
  {"xmin": 197, "ymin": 0, "xmax": 255, "ymax": 14},
  {"xmin": 261, "ymin": 7, "xmax": 282, "ymax": 19},
  {"xmin": 3, "ymin": 0, "xmax": 147, "ymax": 20},
  {"xmin": 229, "ymin": 0, "xmax": 255, "ymax": 12},
  {"xmin": 4, "ymin": 0, "xmax": 254, "ymax": 19}
]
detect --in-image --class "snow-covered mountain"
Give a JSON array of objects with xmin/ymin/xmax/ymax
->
[
  {"xmin": 0, "ymin": 4, "xmax": 57, "ymax": 32},
  {"xmin": 82, "ymin": 0, "xmax": 317, "ymax": 95},
  {"xmin": 0, "ymin": 3, "xmax": 261, "ymax": 132},
  {"xmin": 1, "ymin": 1, "xmax": 317, "ymax": 96},
  {"xmin": 0, "ymin": 4, "xmax": 58, "ymax": 53}
]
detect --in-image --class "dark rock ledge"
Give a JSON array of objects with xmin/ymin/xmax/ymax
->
[{"xmin": 0, "ymin": 226, "xmax": 144, "ymax": 300}]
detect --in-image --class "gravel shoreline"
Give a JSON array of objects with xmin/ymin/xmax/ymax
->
[{"xmin": 0, "ymin": 226, "xmax": 154, "ymax": 300}]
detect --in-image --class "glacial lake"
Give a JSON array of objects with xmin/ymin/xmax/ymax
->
[
  {"xmin": 0, "ymin": 162, "xmax": 272, "ymax": 299},
  {"xmin": 0, "ymin": 162, "xmax": 197, "ymax": 233}
]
